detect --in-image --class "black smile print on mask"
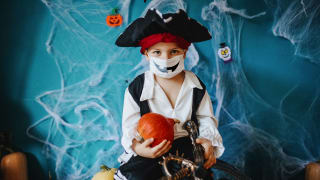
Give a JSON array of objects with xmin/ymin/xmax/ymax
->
[{"xmin": 154, "ymin": 61, "xmax": 179, "ymax": 73}]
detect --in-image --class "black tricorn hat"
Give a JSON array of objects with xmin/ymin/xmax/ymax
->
[{"xmin": 115, "ymin": 8, "xmax": 212, "ymax": 47}]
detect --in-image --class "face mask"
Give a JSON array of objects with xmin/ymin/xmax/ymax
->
[{"xmin": 149, "ymin": 54, "xmax": 185, "ymax": 79}]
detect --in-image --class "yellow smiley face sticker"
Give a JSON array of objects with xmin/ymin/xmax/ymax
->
[{"xmin": 218, "ymin": 43, "xmax": 232, "ymax": 62}]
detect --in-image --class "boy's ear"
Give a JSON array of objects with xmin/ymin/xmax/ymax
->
[
  {"xmin": 144, "ymin": 50, "xmax": 150, "ymax": 60},
  {"xmin": 183, "ymin": 50, "xmax": 187, "ymax": 59}
]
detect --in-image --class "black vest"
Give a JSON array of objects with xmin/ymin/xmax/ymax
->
[{"xmin": 128, "ymin": 73, "xmax": 206, "ymax": 128}]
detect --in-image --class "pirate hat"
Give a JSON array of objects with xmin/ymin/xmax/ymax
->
[{"xmin": 115, "ymin": 8, "xmax": 212, "ymax": 47}]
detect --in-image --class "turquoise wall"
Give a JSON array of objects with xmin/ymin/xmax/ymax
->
[
  {"xmin": 1, "ymin": 0, "xmax": 56, "ymax": 179},
  {"xmin": 1, "ymin": 0, "xmax": 319, "ymax": 179}
]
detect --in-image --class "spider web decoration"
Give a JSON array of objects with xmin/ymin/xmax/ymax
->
[
  {"xmin": 27, "ymin": 0, "xmax": 320, "ymax": 179},
  {"xmin": 201, "ymin": 0, "xmax": 319, "ymax": 179}
]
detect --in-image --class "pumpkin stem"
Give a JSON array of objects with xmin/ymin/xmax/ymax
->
[
  {"xmin": 112, "ymin": 8, "xmax": 119, "ymax": 15},
  {"xmin": 100, "ymin": 164, "xmax": 111, "ymax": 171}
]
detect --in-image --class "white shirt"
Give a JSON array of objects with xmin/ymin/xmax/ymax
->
[{"xmin": 119, "ymin": 70, "xmax": 224, "ymax": 163}]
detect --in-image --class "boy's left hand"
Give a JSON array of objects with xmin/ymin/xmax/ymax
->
[{"xmin": 196, "ymin": 137, "xmax": 216, "ymax": 169}]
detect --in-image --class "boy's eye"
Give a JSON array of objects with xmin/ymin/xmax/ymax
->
[
  {"xmin": 152, "ymin": 51, "xmax": 161, "ymax": 55},
  {"xmin": 171, "ymin": 49, "xmax": 184, "ymax": 55},
  {"xmin": 171, "ymin": 50, "xmax": 179, "ymax": 54}
]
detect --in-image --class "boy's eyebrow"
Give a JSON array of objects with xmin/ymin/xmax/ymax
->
[{"xmin": 150, "ymin": 48, "xmax": 182, "ymax": 51}]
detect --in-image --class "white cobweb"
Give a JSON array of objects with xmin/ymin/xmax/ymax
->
[
  {"xmin": 269, "ymin": 0, "xmax": 320, "ymax": 64},
  {"xmin": 27, "ymin": 0, "xmax": 320, "ymax": 179},
  {"xmin": 26, "ymin": 0, "xmax": 200, "ymax": 179},
  {"xmin": 201, "ymin": 0, "xmax": 319, "ymax": 179}
]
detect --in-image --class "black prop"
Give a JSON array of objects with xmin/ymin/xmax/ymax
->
[
  {"xmin": 183, "ymin": 120, "xmax": 213, "ymax": 179},
  {"xmin": 159, "ymin": 120, "xmax": 252, "ymax": 180},
  {"xmin": 183, "ymin": 120, "xmax": 205, "ymax": 165}
]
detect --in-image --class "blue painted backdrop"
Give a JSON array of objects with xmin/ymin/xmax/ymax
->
[{"xmin": 1, "ymin": 0, "xmax": 319, "ymax": 179}]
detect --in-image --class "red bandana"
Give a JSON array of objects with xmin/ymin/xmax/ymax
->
[{"xmin": 139, "ymin": 33, "xmax": 191, "ymax": 54}]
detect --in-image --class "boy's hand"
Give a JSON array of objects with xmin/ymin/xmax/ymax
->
[
  {"xmin": 132, "ymin": 138, "xmax": 171, "ymax": 158},
  {"xmin": 196, "ymin": 137, "xmax": 216, "ymax": 169}
]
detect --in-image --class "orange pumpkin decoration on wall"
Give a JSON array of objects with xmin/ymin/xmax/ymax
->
[
  {"xmin": 106, "ymin": 8, "xmax": 123, "ymax": 27},
  {"xmin": 137, "ymin": 113, "xmax": 175, "ymax": 147}
]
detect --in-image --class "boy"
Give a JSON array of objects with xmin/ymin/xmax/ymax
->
[{"xmin": 114, "ymin": 8, "xmax": 224, "ymax": 180}]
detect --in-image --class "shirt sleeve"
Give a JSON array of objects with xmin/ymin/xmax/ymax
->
[
  {"xmin": 121, "ymin": 88, "xmax": 141, "ymax": 155},
  {"xmin": 197, "ymin": 90, "xmax": 225, "ymax": 158}
]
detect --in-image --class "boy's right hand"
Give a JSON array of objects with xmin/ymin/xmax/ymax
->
[{"xmin": 132, "ymin": 138, "xmax": 171, "ymax": 158}]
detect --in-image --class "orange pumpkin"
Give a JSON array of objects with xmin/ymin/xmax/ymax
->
[
  {"xmin": 137, "ymin": 113, "xmax": 175, "ymax": 147},
  {"xmin": 106, "ymin": 8, "xmax": 123, "ymax": 27},
  {"xmin": 1, "ymin": 152, "xmax": 28, "ymax": 180},
  {"xmin": 306, "ymin": 162, "xmax": 320, "ymax": 180}
]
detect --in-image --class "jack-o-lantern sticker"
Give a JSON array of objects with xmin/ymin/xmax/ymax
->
[
  {"xmin": 106, "ymin": 8, "xmax": 123, "ymax": 27},
  {"xmin": 218, "ymin": 43, "xmax": 232, "ymax": 63}
]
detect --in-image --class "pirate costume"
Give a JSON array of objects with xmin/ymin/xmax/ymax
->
[{"xmin": 114, "ymin": 8, "xmax": 225, "ymax": 180}]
